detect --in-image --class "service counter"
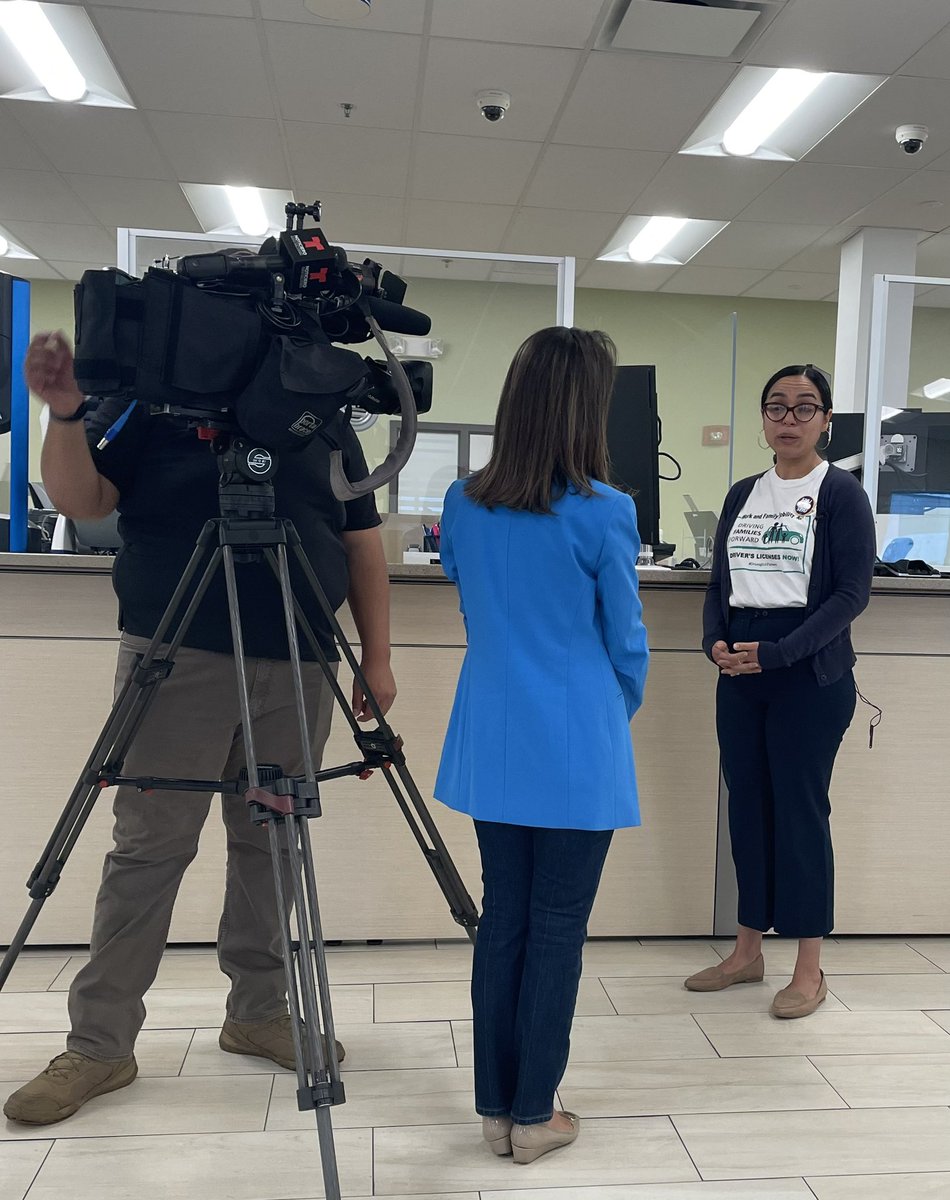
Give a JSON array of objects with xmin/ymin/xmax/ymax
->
[{"xmin": 1, "ymin": 553, "xmax": 948, "ymax": 944}]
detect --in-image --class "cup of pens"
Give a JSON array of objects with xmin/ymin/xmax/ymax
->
[{"xmin": 423, "ymin": 523, "xmax": 441, "ymax": 553}]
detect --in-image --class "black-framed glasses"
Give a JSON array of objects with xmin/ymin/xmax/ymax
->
[{"xmin": 762, "ymin": 401, "xmax": 825, "ymax": 423}]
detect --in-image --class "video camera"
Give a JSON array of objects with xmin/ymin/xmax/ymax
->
[{"xmin": 73, "ymin": 202, "xmax": 433, "ymax": 498}]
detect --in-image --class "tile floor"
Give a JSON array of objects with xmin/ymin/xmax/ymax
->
[{"xmin": 3, "ymin": 937, "xmax": 950, "ymax": 1198}]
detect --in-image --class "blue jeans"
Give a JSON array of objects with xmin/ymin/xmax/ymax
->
[{"xmin": 471, "ymin": 820, "xmax": 613, "ymax": 1125}]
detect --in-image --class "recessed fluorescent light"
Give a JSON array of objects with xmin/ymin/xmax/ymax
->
[
  {"xmin": 0, "ymin": 1, "xmax": 87, "ymax": 102},
  {"xmin": 922, "ymin": 377, "xmax": 950, "ymax": 401},
  {"xmin": 225, "ymin": 186, "xmax": 269, "ymax": 237},
  {"xmin": 722, "ymin": 69, "xmax": 826, "ymax": 157},
  {"xmin": 627, "ymin": 217, "xmax": 689, "ymax": 263},
  {"xmin": 881, "ymin": 406, "xmax": 903, "ymax": 420},
  {"xmin": 0, "ymin": 236, "xmax": 8, "ymax": 257}
]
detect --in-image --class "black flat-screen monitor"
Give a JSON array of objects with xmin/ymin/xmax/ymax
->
[{"xmin": 607, "ymin": 365, "xmax": 660, "ymax": 546}]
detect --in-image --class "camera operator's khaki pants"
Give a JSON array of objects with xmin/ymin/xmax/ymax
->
[{"xmin": 67, "ymin": 633, "xmax": 337, "ymax": 1062}]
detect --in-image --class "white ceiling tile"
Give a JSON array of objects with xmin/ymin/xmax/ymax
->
[
  {"xmin": 631, "ymin": 156, "xmax": 791, "ymax": 221},
  {"xmin": 660, "ymin": 265, "xmax": 769, "ymax": 296},
  {"xmin": 0, "ymin": 106, "xmax": 52, "ymax": 171},
  {"xmin": 524, "ymin": 145, "xmax": 667, "ymax": 214},
  {"xmin": 402, "ymin": 257, "xmax": 493, "ymax": 282},
  {"xmin": 147, "ymin": 113, "xmax": 290, "ymax": 187},
  {"xmin": 577, "ymin": 260, "xmax": 679, "ymax": 291},
  {"xmin": 91, "ymin": 0, "xmax": 253, "ymax": 12},
  {"xmin": 778, "ymin": 233, "xmax": 851, "ymax": 274},
  {"xmin": 805, "ymin": 76, "xmax": 950, "ymax": 169},
  {"xmin": 1, "ymin": 259, "xmax": 64, "ymax": 281},
  {"xmin": 312, "ymin": 193, "xmax": 406, "ymax": 247},
  {"xmin": 410, "ymin": 134, "xmax": 542, "ymax": 205},
  {"xmin": 504, "ymin": 208, "xmax": 623, "ymax": 259},
  {"xmin": 554, "ymin": 54, "xmax": 737, "ymax": 152},
  {"xmin": 743, "ymin": 271, "xmax": 840, "ymax": 300},
  {"xmin": 0, "ymin": 170, "xmax": 96, "ymax": 224},
  {"xmin": 613, "ymin": 1, "xmax": 759, "ymax": 58},
  {"xmin": 420, "ymin": 39, "xmax": 579, "ymax": 142},
  {"xmin": 4, "ymin": 222, "xmax": 117, "ymax": 264},
  {"xmin": 9, "ymin": 105, "xmax": 173, "ymax": 180},
  {"xmin": 62, "ymin": 175, "xmax": 202, "ymax": 232},
  {"xmin": 916, "ymin": 233, "xmax": 950, "ymax": 276},
  {"xmin": 404, "ymin": 201, "xmax": 514, "ymax": 252},
  {"xmin": 745, "ymin": 0, "xmax": 950, "ymax": 73},
  {"xmin": 739, "ymin": 164, "xmax": 909, "ymax": 224},
  {"xmin": 916, "ymin": 284, "xmax": 950, "ymax": 307},
  {"xmin": 259, "ymin": 0, "xmax": 428, "ymax": 34},
  {"xmin": 844, "ymin": 170, "xmax": 950, "ymax": 233},
  {"xmin": 430, "ymin": 0, "xmax": 603, "ymax": 48},
  {"xmin": 287, "ymin": 124, "xmax": 412, "ymax": 198},
  {"xmin": 46, "ymin": 259, "xmax": 113, "ymax": 281},
  {"xmin": 691, "ymin": 221, "xmax": 829, "ymax": 269},
  {"xmin": 93, "ymin": 10, "xmax": 274, "ymax": 117},
  {"xmin": 266, "ymin": 23, "xmax": 421, "ymax": 127},
  {"xmin": 900, "ymin": 19, "xmax": 950, "ymax": 80}
]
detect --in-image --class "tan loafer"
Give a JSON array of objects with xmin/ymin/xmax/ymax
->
[
  {"xmin": 684, "ymin": 953, "xmax": 765, "ymax": 992},
  {"xmin": 482, "ymin": 1116, "xmax": 513, "ymax": 1156},
  {"xmin": 511, "ymin": 1111, "xmax": 579, "ymax": 1164},
  {"xmin": 770, "ymin": 970, "xmax": 827, "ymax": 1019}
]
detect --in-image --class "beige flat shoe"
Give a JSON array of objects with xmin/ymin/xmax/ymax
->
[
  {"xmin": 482, "ymin": 1116, "xmax": 512, "ymax": 1156},
  {"xmin": 511, "ymin": 1111, "xmax": 579, "ymax": 1164},
  {"xmin": 684, "ymin": 953, "xmax": 765, "ymax": 992},
  {"xmin": 771, "ymin": 970, "xmax": 827, "ymax": 1019}
]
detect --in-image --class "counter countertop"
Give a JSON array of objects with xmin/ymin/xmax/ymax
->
[{"xmin": 1, "ymin": 553, "xmax": 949, "ymax": 594}]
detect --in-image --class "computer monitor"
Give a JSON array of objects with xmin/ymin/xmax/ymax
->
[
  {"xmin": 880, "ymin": 492, "xmax": 950, "ymax": 567},
  {"xmin": 683, "ymin": 493, "xmax": 718, "ymax": 559}
]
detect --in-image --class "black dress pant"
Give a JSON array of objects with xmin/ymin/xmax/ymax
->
[{"xmin": 717, "ymin": 608, "xmax": 856, "ymax": 939}]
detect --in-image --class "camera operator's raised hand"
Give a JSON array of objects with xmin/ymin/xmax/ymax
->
[
  {"xmin": 28, "ymin": 330, "xmax": 119, "ymax": 520},
  {"xmin": 25, "ymin": 331, "xmax": 84, "ymax": 417}
]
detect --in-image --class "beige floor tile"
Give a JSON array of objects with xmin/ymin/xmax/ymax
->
[
  {"xmin": 810, "ymin": 1052, "xmax": 950, "ymax": 1107},
  {"xmin": 559, "ymin": 1055, "xmax": 844, "ymax": 1117},
  {"xmin": 483, "ymin": 1183, "xmax": 814, "ymax": 1200},
  {"xmin": 139, "ymin": 984, "xmax": 373, "ymax": 1030},
  {"xmin": 0, "ymin": 955, "xmax": 71, "ymax": 994},
  {"xmin": 712, "ymin": 939, "xmax": 940, "ymax": 975},
  {"xmin": 44, "ymin": 955, "xmax": 88, "ymax": 992},
  {"xmin": 825, "ymin": 973, "xmax": 950, "ymax": 1010},
  {"xmin": 327, "ymin": 946, "xmax": 474, "ymax": 985},
  {"xmin": 373, "ymin": 1117, "xmax": 697, "ymax": 1193},
  {"xmin": 268, "ymin": 1066, "xmax": 476, "ymax": 1130},
  {"xmin": 695, "ymin": 1010, "xmax": 950, "ymax": 1057},
  {"xmin": 375, "ymin": 978, "xmax": 614, "ymax": 1023},
  {"xmin": 673, "ymin": 1107, "xmax": 950, "ymax": 1179},
  {"xmin": 0, "ymin": 1074, "xmax": 272, "ymax": 1143},
  {"xmin": 183, "ymin": 1020, "xmax": 458, "ymax": 1076},
  {"xmin": 0, "ymin": 993, "xmax": 69, "ymax": 1035},
  {"xmin": 452, "ymin": 1014, "xmax": 717, "ymax": 1069},
  {"xmin": 807, "ymin": 1173, "xmax": 950, "ymax": 1199},
  {"xmin": 0, "ymin": 1142, "xmax": 53, "ymax": 1200},
  {"xmin": 926, "ymin": 1010, "xmax": 950, "ymax": 1034},
  {"xmin": 0, "ymin": 1029, "xmax": 193, "ymax": 1083},
  {"xmin": 581, "ymin": 943, "xmax": 722, "ymax": 978},
  {"xmin": 601, "ymin": 976, "xmax": 846, "ymax": 1016},
  {"xmin": 907, "ymin": 939, "xmax": 950, "ymax": 971},
  {"xmin": 26, "ymin": 1128, "xmax": 372, "ymax": 1200}
]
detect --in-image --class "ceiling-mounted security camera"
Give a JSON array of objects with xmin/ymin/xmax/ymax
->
[
  {"xmin": 896, "ymin": 124, "xmax": 929, "ymax": 154},
  {"xmin": 476, "ymin": 90, "xmax": 510, "ymax": 123}
]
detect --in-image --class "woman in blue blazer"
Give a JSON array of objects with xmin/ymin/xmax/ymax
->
[{"xmin": 435, "ymin": 326, "xmax": 649, "ymax": 1165}]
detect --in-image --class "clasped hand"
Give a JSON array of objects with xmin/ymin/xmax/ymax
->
[{"xmin": 712, "ymin": 640, "xmax": 761, "ymax": 676}]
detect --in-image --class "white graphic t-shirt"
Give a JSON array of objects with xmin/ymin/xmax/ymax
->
[{"xmin": 728, "ymin": 461, "xmax": 829, "ymax": 609}]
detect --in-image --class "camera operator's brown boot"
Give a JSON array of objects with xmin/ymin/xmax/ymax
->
[
  {"xmin": 3, "ymin": 1050, "xmax": 137, "ymax": 1125},
  {"xmin": 220, "ymin": 1013, "xmax": 345, "ymax": 1071}
]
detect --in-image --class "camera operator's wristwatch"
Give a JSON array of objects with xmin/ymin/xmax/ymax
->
[{"xmin": 50, "ymin": 400, "xmax": 90, "ymax": 423}]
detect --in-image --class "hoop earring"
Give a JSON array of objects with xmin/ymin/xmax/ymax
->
[
  {"xmin": 818, "ymin": 421, "xmax": 833, "ymax": 452},
  {"xmin": 757, "ymin": 433, "xmax": 770, "ymax": 451}
]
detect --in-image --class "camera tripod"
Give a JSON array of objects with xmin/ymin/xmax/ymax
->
[{"xmin": 0, "ymin": 433, "xmax": 478, "ymax": 1200}]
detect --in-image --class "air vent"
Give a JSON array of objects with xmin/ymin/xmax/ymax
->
[{"xmin": 602, "ymin": 0, "xmax": 780, "ymax": 60}]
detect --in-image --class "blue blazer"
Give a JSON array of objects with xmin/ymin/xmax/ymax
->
[{"xmin": 434, "ymin": 478, "xmax": 649, "ymax": 831}]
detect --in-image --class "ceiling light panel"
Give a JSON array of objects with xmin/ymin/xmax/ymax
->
[
  {"xmin": 681, "ymin": 66, "xmax": 884, "ymax": 161},
  {"xmin": 180, "ymin": 183, "xmax": 295, "ymax": 237},
  {"xmin": 0, "ymin": 2, "xmax": 134, "ymax": 108},
  {"xmin": 598, "ymin": 215, "xmax": 729, "ymax": 265}
]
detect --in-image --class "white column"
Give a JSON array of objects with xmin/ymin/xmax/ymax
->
[{"xmin": 833, "ymin": 228, "xmax": 918, "ymax": 414}]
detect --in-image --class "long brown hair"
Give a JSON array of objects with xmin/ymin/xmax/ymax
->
[{"xmin": 466, "ymin": 326, "xmax": 616, "ymax": 514}]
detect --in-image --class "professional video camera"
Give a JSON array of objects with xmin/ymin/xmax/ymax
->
[{"xmin": 72, "ymin": 202, "xmax": 432, "ymax": 498}]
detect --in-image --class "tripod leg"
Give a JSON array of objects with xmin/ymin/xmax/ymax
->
[{"xmin": 0, "ymin": 531, "xmax": 225, "ymax": 990}]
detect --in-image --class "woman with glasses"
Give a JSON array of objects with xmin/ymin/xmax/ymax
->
[
  {"xmin": 436, "ymin": 326, "xmax": 649, "ymax": 1163},
  {"xmin": 685, "ymin": 365, "xmax": 875, "ymax": 1018}
]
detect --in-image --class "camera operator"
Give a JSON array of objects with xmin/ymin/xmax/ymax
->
[{"xmin": 5, "ymin": 331, "xmax": 397, "ymax": 1126}]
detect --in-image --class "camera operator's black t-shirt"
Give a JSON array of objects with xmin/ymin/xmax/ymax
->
[{"xmin": 86, "ymin": 400, "xmax": 380, "ymax": 661}]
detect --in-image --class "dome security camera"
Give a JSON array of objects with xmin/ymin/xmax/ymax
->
[
  {"xmin": 896, "ymin": 124, "xmax": 929, "ymax": 154},
  {"xmin": 476, "ymin": 90, "xmax": 510, "ymax": 123}
]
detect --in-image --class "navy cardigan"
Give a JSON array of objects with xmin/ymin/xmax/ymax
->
[{"xmin": 702, "ymin": 464, "xmax": 876, "ymax": 686}]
